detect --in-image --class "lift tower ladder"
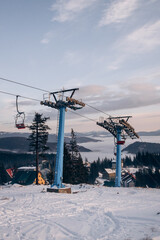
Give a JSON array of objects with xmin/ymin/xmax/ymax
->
[
  {"xmin": 97, "ymin": 116, "xmax": 139, "ymax": 187},
  {"xmin": 40, "ymin": 88, "xmax": 85, "ymax": 188}
]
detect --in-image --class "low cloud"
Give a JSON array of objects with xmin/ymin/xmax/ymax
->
[
  {"xmin": 107, "ymin": 20, "xmax": 160, "ymax": 69},
  {"xmin": 99, "ymin": 0, "xmax": 139, "ymax": 26},
  {"xmin": 41, "ymin": 31, "xmax": 54, "ymax": 44},
  {"xmin": 51, "ymin": 0, "xmax": 97, "ymax": 22},
  {"xmin": 121, "ymin": 20, "xmax": 160, "ymax": 53},
  {"xmin": 76, "ymin": 81, "xmax": 160, "ymax": 115}
]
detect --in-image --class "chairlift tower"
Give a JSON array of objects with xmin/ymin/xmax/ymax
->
[
  {"xmin": 97, "ymin": 116, "xmax": 139, "ymax": 187},
  {"xmin": 41, "ymin": 88, "xmax": 85, "ymax": 188}
]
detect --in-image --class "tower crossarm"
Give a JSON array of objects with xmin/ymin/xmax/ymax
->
[
  {"xmin": 119, "ymin": 119, "xmax": 134, "ymax": 130},
  {"xmin": 40, "ymin": 100, "xmax": 59, "ymax": 109},
  {"xmin": 68, "ymin": 105, "xmax": 83, "ymax": 110},
  {"xmin": 123, "ymin": 128, "xmax": 137, "ymax": 139},
  {"xmin": 66, "ymin": 97, "xmax": 85, "ymax": 107},
  {"xmin": 97, "ymin": 121, "xmax": 117, "ymax": 138},
  {"xmin": 40, "ymin": 88, "xmax": 85, "ymax": 111},
  {"xmin": 119, "ymin": 119, "xmax": 139, "ymax": 139},
  {"xmin": 50, "ymin": 88, "xmax": 79, "ymax": 96}
]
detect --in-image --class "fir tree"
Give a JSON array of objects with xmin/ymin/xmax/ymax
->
[
  {"xmin": 63, "ymin": 129, "xmax": 89, "ymax": 184},
  {"xmin": 89, "ymin": 161, "xmax": 99, "ymax": 184},
  {"xmin": 28, "ymin": 113, "xmax": 50, "ymax": 184},
  {"xmin": 63, "ymin": 143, "xmax": 74, "ymax": 183},
  {"xmin": 70, "ymin": 128, "xmax": 79, "ymax": 160},
  {"xmin": 70, "ymin": 129, "xmax": 88, "ymax": 184}
]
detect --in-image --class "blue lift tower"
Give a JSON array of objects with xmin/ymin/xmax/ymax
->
[
  {"xmin": 97, "ymin": 116, "xmax": 139, "ymax": 187},
  {"xmin": 41, "ymin": 88, "xmax": 85, "ymax": 190}
]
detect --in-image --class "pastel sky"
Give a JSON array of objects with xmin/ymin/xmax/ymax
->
[{"xmin": 0, "ymin": 0, "xmax": 160, "ymax": 133}]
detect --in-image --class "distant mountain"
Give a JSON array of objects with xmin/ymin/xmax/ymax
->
[
  {"xmin": 0, "ymin": 132, "xmax": 30, "ymax": 138},
  {"xmin": 0, "ymin": 137, "xmax": 29, "ymax": 152},
  {"xmin": 0, "ymin": 137, "xmax": 91, "ymax": 153},
  {"xmin": 65, "ymin": 131, "xmax": 111, "ymax": 138},
  {"xmin": 123, "ymin": 141, "xmax": 160, "ymax": 154},
  {"xmin": 0, "ymin": 132, "xmax": 101, "ymax": 143},
  {"xmin": 70, "ymin": 129, "xmax": 160, "ymax": 138},
  {"xmin": 69, "ymin": 129, "xmax": 160, "ymax": 138},
  {"xmin": 138, "ymin": 130, "xmax": 160, "ymax": 136},
  {"xmin": 0, "ymin": 129, "xmax": 160, "ymax": 148}
]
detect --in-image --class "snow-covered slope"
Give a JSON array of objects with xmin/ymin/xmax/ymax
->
[{"xmin": 0, "ymin": 185, "xmax": 160, "ymax": 240}]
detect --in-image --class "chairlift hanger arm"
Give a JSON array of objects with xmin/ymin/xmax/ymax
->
[
  {"xmin": 16, "ymin": 95, "xmax": 24, "ymax": 115},
  {"xmin": 16, "ymin": 95, "xmax": 20, "ymax": 114}
]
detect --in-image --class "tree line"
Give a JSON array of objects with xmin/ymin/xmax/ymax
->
[
  {"xmin": 123, "ymin": 152, "xmax": 160, "ymax": 168},
  {"xmin": 88, "ymin": 152, "xmax": 160, "ymax": 188},
  {"xmin": 0, "ymin": 112, "xmax": 160, "ymax": 188}
]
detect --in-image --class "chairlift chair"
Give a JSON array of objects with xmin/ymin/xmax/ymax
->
[
  {"xmin": 15, "ymin": 113, "xmax": 25, "ymax": 129},
  {"xmin": 15, "ymin": 95, "xmax": 26, "ymax": 129}
]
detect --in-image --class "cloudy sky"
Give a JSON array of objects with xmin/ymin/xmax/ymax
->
[{"xmin": 0, "ymin": 0, "xmax": 160, "ymax": 133}]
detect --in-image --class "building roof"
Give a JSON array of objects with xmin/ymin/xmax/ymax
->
[
  {"xmin": 13, "ymin": 170, "xmax": 37, "ymax": 185},
  {"xmin": 125, "ymin": 168, "xmax": 139, "ymax": 174},
  {"xmin": 121, "ymin": 170, "xmax": 136, "ymax": 183},
  {"xmin": 104, "ymin": 168, "xmax": 116, "ymax": 174},
  {"xmin": 6, "ymin": 168, "xmax": 14, "ymax": 178},
  {"xmin": 18, "ymin": 167, "xmax": 36, "ymax": 171}
]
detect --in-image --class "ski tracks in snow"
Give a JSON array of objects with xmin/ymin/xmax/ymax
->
[{"xmin": 0, "ymin": 185, "xmax": 160, "ymax": 240}]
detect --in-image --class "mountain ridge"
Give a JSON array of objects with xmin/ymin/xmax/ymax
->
[
  {"xmin": 0, "ymin": 137, "xmax": 91, "ymax": 153},
  {"xmin": 123, "ymin": 141, "xmax": 160, "ymax": 154},
  {"xmin": 1, "ymin": 129, "xmax": 160, "ymax": 139}
]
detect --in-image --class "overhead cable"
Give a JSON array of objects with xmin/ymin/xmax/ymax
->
[
  {"xmin": 0, "ymin": 90, "xmax": 40, "ymax": 102},
  {"xmin": 0, "ymin": 76, "xmax": 113, "ymax": 117},
  {"xmin": 0, "ymin": 77, "xmax": 51, "ymax": 93},
  {"xmin": 67, "ymin": 109, "xmax": 97, "ymax": 123},
  {"xmin": 0, "ymin": 90, "xmax": 98, "ymax": 123},
  {"xmin": 85, "ymin": 103, "xmax": 111, "ymax": 117}
]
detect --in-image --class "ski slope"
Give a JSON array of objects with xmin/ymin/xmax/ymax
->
[{"xmin": 0, "ymin": 184, "xmax": 160, "ymax": 240}]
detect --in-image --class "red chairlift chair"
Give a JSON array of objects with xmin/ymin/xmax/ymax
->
[
  {"xmin": 15, "ymin": 95, "xmax": 26, "ymax": 129},
  {"xmin": 15, "ymin": 114, "xmax": 25, "ymax": 129}
]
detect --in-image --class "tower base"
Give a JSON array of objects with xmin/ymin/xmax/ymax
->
[{"xmin": 47, "ymin": 187, "xmax": 71, "ymax": 194}]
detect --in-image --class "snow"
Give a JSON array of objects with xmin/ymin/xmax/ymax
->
[{"xmin": 0, "ymin": 184, "xmax": 160, "ymax": 240}]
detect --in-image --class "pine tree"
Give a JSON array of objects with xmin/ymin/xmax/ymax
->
[
  {"xmin": 69, "ymin": 129, "xmax": 88, "ymax": 184},
  {"xmin": 63, "ymin": 143, "xmax": 74, "ymax": 183},
  {"xmin": 28, "ymin": 113, "xmax": 50, "ymax": 184},
  {"xmin": 89, "ymin": 161, "xmax": 99, "ymax": 184},
  {"xmin": 70, "ymin": 128, "xmax": 79, "ymax": 160}
]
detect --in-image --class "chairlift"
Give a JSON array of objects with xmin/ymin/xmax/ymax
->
[{"xmin": 15, "ymin": 95, "xmax": 26, "ymax": 129}]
